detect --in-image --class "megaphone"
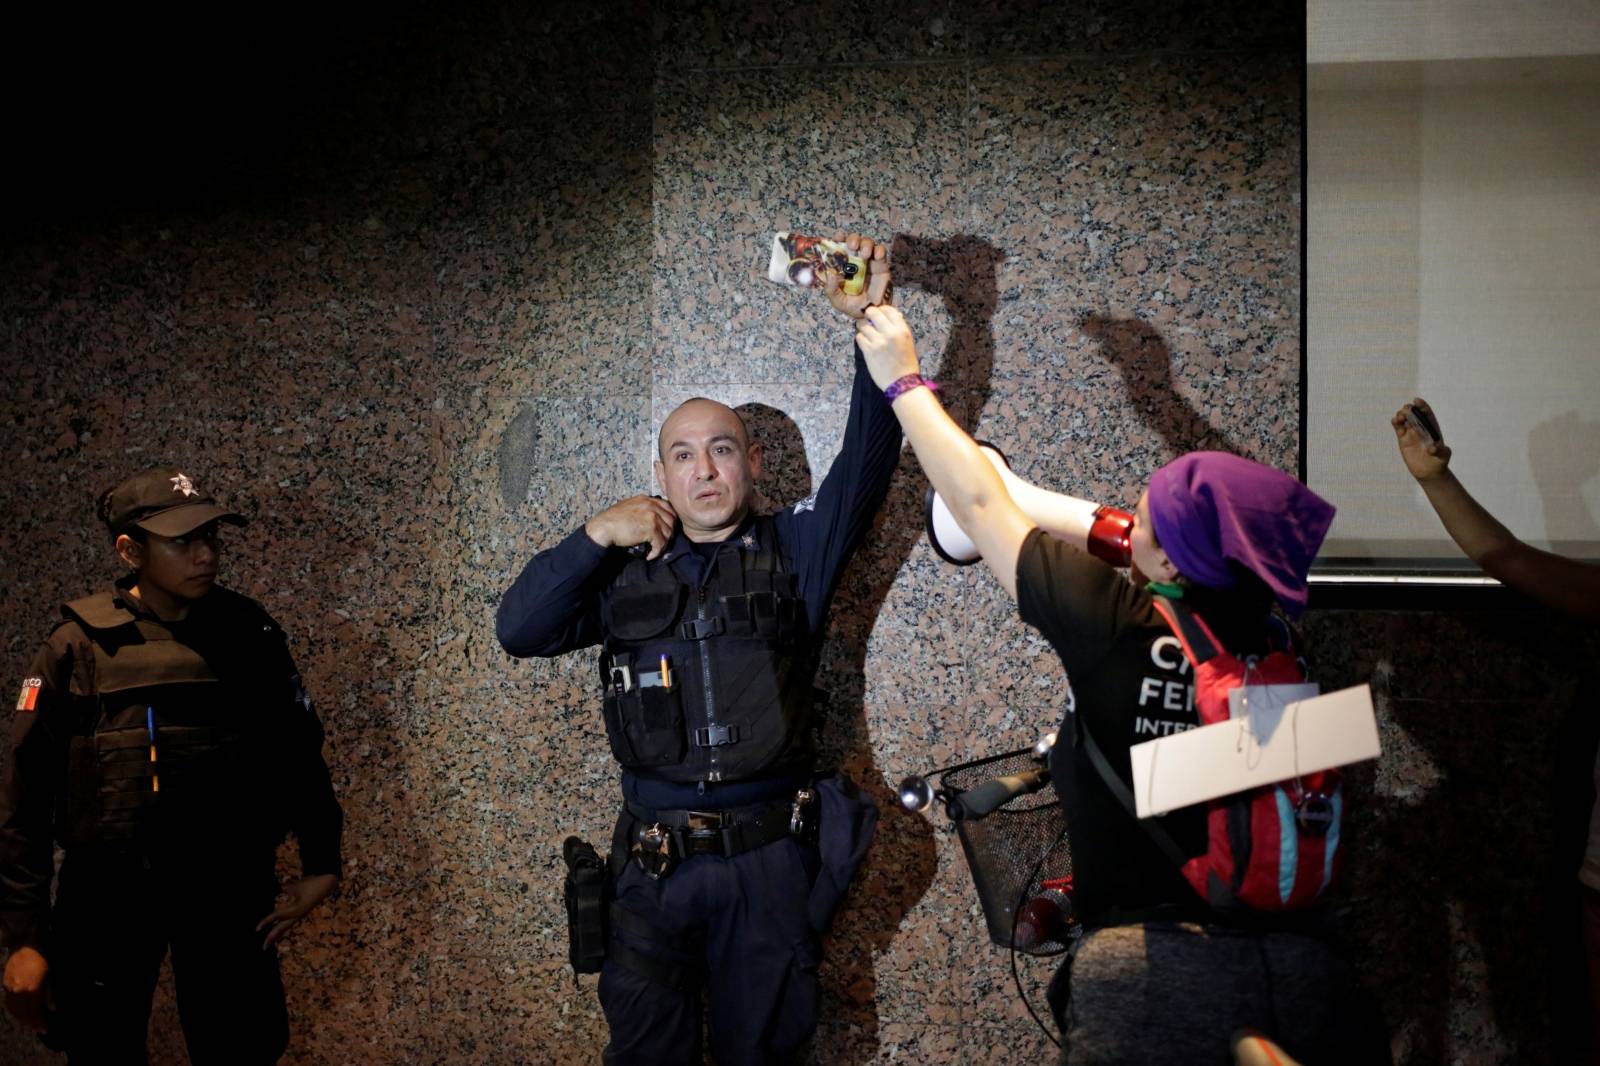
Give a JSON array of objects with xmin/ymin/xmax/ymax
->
[{"xmin": 924, "ymin": 442, "xmax": 1135, "ymax": 568}]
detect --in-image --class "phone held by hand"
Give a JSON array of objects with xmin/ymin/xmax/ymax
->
[
  {"xmin": 1405, "ymin": 405, "xmax": 1442, "ymax": 447},
  {"xmin": 766, "ymin": 232, "xmax": 867, "ymax": 296}
]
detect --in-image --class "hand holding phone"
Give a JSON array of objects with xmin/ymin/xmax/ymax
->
[
  {"xmin": 766, "ymin": 232, "xmax": 868, "ymax": 296},
  {"xmin": 1392, "ymin": 397, "xmax": 1452, "ymax": 482},
  {"xmin": 1404, "ymin": 403, "xmax": 1442, "ymax": 448}
]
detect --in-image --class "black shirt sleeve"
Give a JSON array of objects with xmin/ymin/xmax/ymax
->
[
  {"xmin": 771, "ymin": 345, "xmax": 902, "ymax": 632},
  {"xmin": 278, "ymin": 640, "xmax": 343, "ymax": 879},
  {"xmin": 0, "ymin": 632, "xmax": 75, "ymax": 952},
  {"xmin": 496, "ymin": 526, "xmax": 621, "ymax": 658},
  {"xmin": 1016, "ymin": 527, "xmax": 1149, "ymax": 676}
]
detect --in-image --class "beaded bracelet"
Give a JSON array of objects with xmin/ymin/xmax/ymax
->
[{"xmin": 883, "ymin": 373, "xmax": 940, "ymax": 403}]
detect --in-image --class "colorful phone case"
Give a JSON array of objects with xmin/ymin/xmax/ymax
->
[{"xmin": 766, "ymin": 232, "xmax": 867, "ymax": 296}]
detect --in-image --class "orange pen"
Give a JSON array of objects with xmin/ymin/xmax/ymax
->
[{"xmin": 146, "ymin": 706, "xmax": 160, "ymax": 793}]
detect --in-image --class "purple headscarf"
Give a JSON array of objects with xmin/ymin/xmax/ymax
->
[{"xmin": 1146, "ymin": 452, "xmax": 1335, "ymax": 617}]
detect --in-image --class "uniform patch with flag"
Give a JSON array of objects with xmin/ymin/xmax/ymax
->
[{"xmin": 15, "ymin": 679, "xmax": 42, "ymax": 712}]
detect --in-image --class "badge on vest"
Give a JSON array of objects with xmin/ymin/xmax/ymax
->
[{"xmin": 15, "ymin": 678, "xmax": 42, "ymax": 712}]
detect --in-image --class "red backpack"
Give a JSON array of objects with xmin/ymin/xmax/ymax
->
[{"xmin": 1084, "ymin": 596, "xmax": 1344, "ymax": 914}]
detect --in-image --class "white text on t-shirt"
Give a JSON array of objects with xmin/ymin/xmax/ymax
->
[{"xmin": 1135, "ymin": 635, "xmax": 1195, "ymax": 732}]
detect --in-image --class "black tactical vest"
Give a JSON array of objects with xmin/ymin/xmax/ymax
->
[
  {"xmin": 598, "ymin": 517, "xmax": 814, "ymax": 783},
  {"xmin": 58, "ymin": 591, "xmax": 271, "ymax": 850}
]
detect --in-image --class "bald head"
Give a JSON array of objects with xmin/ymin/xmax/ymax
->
[
  {"xmin": 654, "ymin": 397, "xmax": 763, "ymax": 542},
  {"xmin": 658, "ymin": 398, "xmax": 750, "ymax": 461}
]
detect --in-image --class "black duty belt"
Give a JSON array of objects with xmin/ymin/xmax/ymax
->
[{"xmin": 624, "ymin": 798, "xmax": 795, "ymax": 859}]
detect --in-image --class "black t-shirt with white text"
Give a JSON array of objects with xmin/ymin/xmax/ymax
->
[{"xmin": 1016, "ymin": 528, "xmax": 1213, "ymax": 925}]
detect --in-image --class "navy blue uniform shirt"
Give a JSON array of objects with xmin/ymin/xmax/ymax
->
[{"xmin": 497, "ymin": 347, "xmax": 900, "ymax": 809}]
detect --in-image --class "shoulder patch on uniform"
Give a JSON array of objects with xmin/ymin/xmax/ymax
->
[{"xmin": 15, "ymin": 678, "xmax": 42, "ymax": 712}]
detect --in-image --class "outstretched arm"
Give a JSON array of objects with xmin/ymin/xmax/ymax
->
[
  {"xmin": 1394, "ymin": 397, "xmax": 1600, "ymax": 623},
  {"xmin": 771, "ymin": 230, "xmax": 902, "ymax": 626},
  {"xmin": 854, "ymin": 304, "xmax": 1041, "ymax": 599}
]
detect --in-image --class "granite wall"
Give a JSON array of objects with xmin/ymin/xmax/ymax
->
[{"xmin": 0, "ymin": 3, "xmax": 1589, "ymax": 1063}]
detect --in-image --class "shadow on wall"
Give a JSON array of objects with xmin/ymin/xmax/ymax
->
[
  {"xmin": 736, "ymin": 403, "xmax": 814, "ymax": 517},
  {"xmin": 1528, "ymin": 410, "xmax": 1600, "ymax": 551},
  {"xmin": 1078, "ymin": 313, "xmax": 1249, "ymax": 460},
  {"xmin": 802, "ymin": 233, "xmax": 1007, "ymax": 1064}
]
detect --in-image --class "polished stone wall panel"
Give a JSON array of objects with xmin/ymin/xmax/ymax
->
[{"xmin": 0, "ymin": 4, "xmax": 1577, "ymax": 1064}]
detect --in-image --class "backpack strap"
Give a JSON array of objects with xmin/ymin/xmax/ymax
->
[
  {"xmin": 1155, "ymin": 595, "xmax": 1298, "ymax": 665},
  {"xmin": 1078, "ymin": 718, "xmax": 1192, "ymax": 870},
  {"xmin": 1149, "ymin": 595, "xmax": 1224, "ymax": 666}
]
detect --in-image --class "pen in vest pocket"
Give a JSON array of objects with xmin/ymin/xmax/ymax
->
[{"xmin": 146, "ymin": 706, "xmax": 160, "ymax": 793}]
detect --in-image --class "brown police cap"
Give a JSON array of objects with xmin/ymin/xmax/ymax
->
[{"xmin": 102, "ymin": 467, "xmax": 247, "ymax": 538}]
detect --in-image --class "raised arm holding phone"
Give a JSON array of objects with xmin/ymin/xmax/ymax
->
[{"xmin": 1391, "ymin": 397, "xmax": 1600, "ymax": 622}]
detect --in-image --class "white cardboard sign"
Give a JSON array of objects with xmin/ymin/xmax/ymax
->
[{"xmin": 1129, "ymin": 683, "xmax": 1381, "ymax": 819}]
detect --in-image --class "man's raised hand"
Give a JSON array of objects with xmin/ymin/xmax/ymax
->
[{"xmin": 823, "ymin": 231, "xmax": 891, "ymax": 320}]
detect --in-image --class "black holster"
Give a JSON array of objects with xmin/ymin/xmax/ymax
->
[{"xmin": 562, "ymin": 836, "xmax": 608, "ymax": 975}]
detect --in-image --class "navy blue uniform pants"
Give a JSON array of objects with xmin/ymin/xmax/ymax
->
[
  {"xmin": 600, "ymin": 834, "xmax": 822, "ymax": 1066},
  {"xmin": 45, "ymin": 853, "xmax": 288, "ymax": 1066}
]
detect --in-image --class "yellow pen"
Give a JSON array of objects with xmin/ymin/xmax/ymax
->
[
  {"xmin": 146, "ymin": 706, "xmax": 160, "ymax": 793},
  {"xmin": 660, "ymin": 654, "xmax": 671, "ymax": 691}
]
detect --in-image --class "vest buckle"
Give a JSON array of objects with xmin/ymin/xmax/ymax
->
[
  {"xmin": 693, "ymin": 724, "xmax": 740, "ymax": 748},
  {"xmin": 679, "ymin": 617, "xmax": 725, "ymax": 641}
]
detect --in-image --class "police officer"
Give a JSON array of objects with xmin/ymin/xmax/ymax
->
[
  {"xmin": 0, "ymin": 467, "xmax": 344, "ymax": 1065},
  {"xmin": 497, "ymin": 232, "xmax": 899, "ymax": 1065}
]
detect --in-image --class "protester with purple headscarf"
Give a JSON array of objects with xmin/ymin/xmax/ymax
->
[
  {"xmin": 1145, "ymin": 450, "xmax": 1336, "ymax": 617},
  {"xmin": 853, "ymin": 305, "xmax": 1387, "ymax": 1066}
]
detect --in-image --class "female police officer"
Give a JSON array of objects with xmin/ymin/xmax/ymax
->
[{"xmin": 0, "ymin": 467, "xmax": 343, "ymax": 1065}]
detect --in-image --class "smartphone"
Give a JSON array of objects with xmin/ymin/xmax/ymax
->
[
  {"xmin": 1405, "ymin": 405, "xmax": 1441, "ymax": 447},
  {"xmin": 766, "ymin": 232, "xmax": 867, "ymax": 296}
]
